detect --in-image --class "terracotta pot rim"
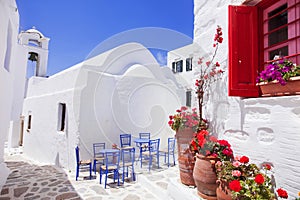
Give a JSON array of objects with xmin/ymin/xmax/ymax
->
[
  {"xmin": 256, "ymin": 76, "xmax": 300, "ymax": 86},
  {"xmin": 195, "ymin": 153, "xmax": 219, "ymax": 161}
]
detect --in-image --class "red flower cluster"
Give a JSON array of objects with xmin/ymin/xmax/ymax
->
[
  {"xmin": 254, "ymin": 174, "xmax": 265, "ymax": 185},
  {"xmin": 239, "ymin": 156, "xmax": 249, "ymax": 163},
  {"xmin": 214, "ymin": 26, "xmax": 223, "ymax": 46},
  {"xmin": 168, "ymin": 107, "xmax": 199, "ymax": 131},
  {"xmin": 263, "ymin": 163, "xmax": 272, "ymax": 170},
  {"xmin": 229, "ymin": 180, "xmax": 242, "ymax": 192},
  {"xmin": 277, "ymin": 188, "xmax": 288, "ymax": 199}
]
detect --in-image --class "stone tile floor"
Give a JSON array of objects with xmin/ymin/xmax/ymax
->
[{"xmin": 1, "ymin": 147, "xmax": 199, "ymax": 200}]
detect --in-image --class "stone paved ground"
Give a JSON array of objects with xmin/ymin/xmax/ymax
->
[
  {"xmin": 1, "ymin": 147, "xmax": 199, "ymax": 200},
  {"xmin": 0, "ymin": 161, "xmax": 81, "ymax": 200}
]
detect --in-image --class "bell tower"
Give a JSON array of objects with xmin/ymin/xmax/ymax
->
[
  {"xmin": 7, "ymin": 27, "xmax": 50, "ymax": 149},
  {"xmin": 18, "ymin": 27, "xmax": 50, "ymax": 77}
]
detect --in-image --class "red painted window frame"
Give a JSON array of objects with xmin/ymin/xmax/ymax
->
[{"xmin": 228, "ymin": 0, "xmax": 300, "ymax": 97}]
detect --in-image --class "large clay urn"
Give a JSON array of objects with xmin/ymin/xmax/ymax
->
[
  {"xmin": 175, "ymin": 127, "xmax": 195, "ymax": 186},
  {"xmin": 193, "ymin": 154, "xmax": 218, "ymax": 200}
]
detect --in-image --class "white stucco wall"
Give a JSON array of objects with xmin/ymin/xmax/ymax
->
[
  {"xmin": 22, "ymin": 43, "xmax": 184, "ymax": 170},
  {"xmin": 0, "ymin": 0, "xmax": 19, "ymax": 190},
  {"xmin": 194, "ymin": 0, "xmax": 300, "ymax": 197}
]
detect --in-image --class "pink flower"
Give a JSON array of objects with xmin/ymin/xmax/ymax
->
[
  {"xmin": 233, "ymin": 161, "xmax": 241, "ymax": 167},
  {"xmin": 232, "ymin": 170, "xmax": 241, "ymax": 177}
]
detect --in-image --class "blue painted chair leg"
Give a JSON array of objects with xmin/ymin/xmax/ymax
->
[
  {"xmin": 89, "ymin": 163, "xmax": 92, "ymax": 179},
  {"xmin": 76, "ymin": 166, "xmax": 79, "ymax": 181}
]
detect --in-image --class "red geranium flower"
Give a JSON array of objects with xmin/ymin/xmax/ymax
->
[
  {"xmin": 239, "ymin": 156, "xmax": 249, "ymax": 163},
  {"xmin": 254, "ymin": 174, "xmax": 265, "ymax": 185},
  {"xmin": 229, "ymin": 180, "xmax": 242, "ymax": 192},
  {"xmin": 218, "ymin": 139, "xmax": 231, "ymax": 147},
  {"xmin": 263, "ymin": 163, "xmax": 272, "ymax": 170},
  {"xmin": 277, "ymin": 188, "xmax": 288, "ymax": 199}
]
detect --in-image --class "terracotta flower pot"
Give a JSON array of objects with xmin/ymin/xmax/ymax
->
[
  {"xmin": 193, "ymin": 154, "xmax": 219, "ymax": 200},
  {"xmin": 257, "ymin": 76, "xmax": 300, "ymax": 97},
  {"xmin": 175, "ymin": 128, "xmax": 196, "ymax": 186},
  {"xmin": 216, "ymin": 180, "xmax": 232, "ymax": 200}
]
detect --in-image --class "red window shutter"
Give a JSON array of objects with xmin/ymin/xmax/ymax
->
[{"xmin": 228, "ymin": 5, "xmax": 259, "ymax": 97}]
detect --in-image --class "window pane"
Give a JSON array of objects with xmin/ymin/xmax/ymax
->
[
  {"xmin": 186, "ymin": 58, "xmax": 192, "ymax": 71},
  {"xmin": 268, "ymin": 4, "xmax": 288, "ymax": 46},
  {"xmin": 172, "ymin": 62, "xmax": 176, "ymax": 73},
  {"xmin": 176, "ymin": 60, "xmax": 183, "ymax": 72},
  {"xmin": 269, "ymin": 27, "xmax": 288, "ymax": 46},
  {"xmin": 186, "ymin": 91, "xmax": 191, "ymax": 107},
  {"xmin": 268, "ymin": 45, "xmax": 288, "ymax": 60}
]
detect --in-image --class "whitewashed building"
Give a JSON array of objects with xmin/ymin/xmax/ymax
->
[
  {"xmin": 168, "ymin": 0, "xmax": 300, "ymax": 198},
  {"xmin": 22, "ymin": 42, "xmax": 184, "ymax": 170}
]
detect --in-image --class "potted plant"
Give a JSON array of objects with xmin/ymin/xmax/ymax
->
[
  {"xmin": 256, "ymin": 59, "xmax": 300, "ymax": 96},
  {"xmin": 167, "ymin": 25, "xmax": 225, "ymax": 189},
  {"xmin": 168, "ymin": 106, "xmax": 199, "ymax": 186},
  {"xmin": 189, "ymin": 129, "xmax": 233, "ymax": 199},
  {"xmin": 215, "ymin": 155, "xmax": 275, "ymax": 200}
]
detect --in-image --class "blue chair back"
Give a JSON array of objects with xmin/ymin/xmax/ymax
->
[
  {"xmin": 168, "ymin": 138, "xmax": 176, "ymax": 153},
  {"xmin": 93, "ymin": 143, "xmax": 105, "ymax": 157},
  {"xmin": 120, "ymin": 133, "xmax": 131, "ymax": 147},
  {"xmin": 149, "ymin": 138, "xmax": 160, "ymax": 154},
  {"xmin": 139, "ymin": 132, "xmax": 150, "ymax": 139}
]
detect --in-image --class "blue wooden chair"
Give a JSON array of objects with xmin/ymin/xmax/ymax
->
[
  {"xmin": 75, "ymin": 146, "xmax": 92, "ymax": 181},
  {"xmin": 93, "ymin": 143, "xmax": 105, "ymax": 174},
  {"xmin": 120, "ymin": 133, "xmax": 132, "ymax": 148},
  {"xmin": 141, "ymin": 138, "xmax": 160, "ymax": 171},
  {"xmin": 99, "ymin": 151, "xmax": 120, "ymax": 188},
  {"xmin": 120, "ymin": 147, "xmax": 136, "ymax": 183},
  {"xmin": 159, "ymin": 138, "xmax": 176, "ymax": 167}
]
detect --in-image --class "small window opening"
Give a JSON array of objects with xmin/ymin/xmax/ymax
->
[
  {"xmin": 175, "ymin": 60, "xmax": 183, "ymax": 72},
  {"xmin": 58, "ymin": 103, "xmax": 66, "ymax": 131},
  {"xmin": 186, "ymin": 90, "xmax": 192, "ymax": 107},
  {"xmin": 27, "ymin": 115, "xmax": 32, "ymax": 132},
  {"xmin": 186, "ymin": 57, "xmax": 193, "ymax": 71}
]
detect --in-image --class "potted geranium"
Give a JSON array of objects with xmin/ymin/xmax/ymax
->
[
  {"xmin": 167, "ymin": 25, "xmax": 225, "ymax": 189},
  {"xmin": 256, "ymin": 59, "xmax": 300, "ymax": 96},
  {"xmin": 215, "ymin": 155, "xmax": 275, "ymax": 200},
  {"xmin": 189, "ymin": 128, "xmax": 233, "ymax": 199},
  {"xmin": 168, "ymin": 106, "xmax": 200, "ymax": 186}
]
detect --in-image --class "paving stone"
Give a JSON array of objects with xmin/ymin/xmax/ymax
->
[
  {"xmin": 0, "ymin": 197, "xmax": 10, "ymax": 200},
  {"xmin": 55, "ymin": 192, "xmax": 81, "ymax": 199},
  {"xmin": 39, "ymin": 188, "xmax": 50, "ymax": 193},
  {"xmin": 49, "ymin": 180, "xmax": 64, "ymax": 187},
  {"xmin": 14, "ymin": 186, "xmax": 29, "ymax": 197},
  {"xmin": 0, "ymin": 188, "xmax": 9, "ymax": 195}
]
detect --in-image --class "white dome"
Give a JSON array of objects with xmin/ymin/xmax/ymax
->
[{"xmin": 25, "ymin": 28, "xmax": 44, "ymax": 38}]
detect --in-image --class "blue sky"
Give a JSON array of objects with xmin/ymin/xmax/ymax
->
[{"xmin": 16, "ymin": 0, "xmax": 194, "ymax": 76}]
